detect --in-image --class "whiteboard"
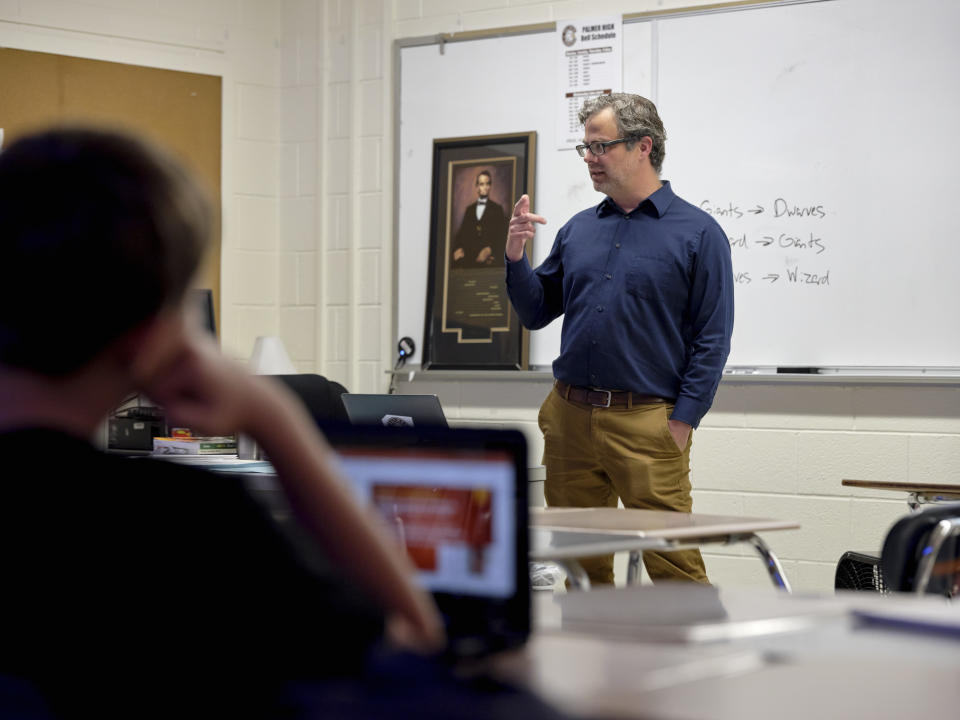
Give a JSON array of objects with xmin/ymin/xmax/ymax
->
[{"xmin": 397, "ymin": 0, "xmax": 960, "ymax": 369}]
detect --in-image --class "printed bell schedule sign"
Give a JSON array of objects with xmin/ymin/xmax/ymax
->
[{"xmin": 556, "ymin": 16, "xmax": 622, "ymax": 149}]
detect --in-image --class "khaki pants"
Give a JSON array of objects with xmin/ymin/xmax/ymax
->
[{"xmin": 538, "ymin": 384, "xmax": 709, "ymax": 586}]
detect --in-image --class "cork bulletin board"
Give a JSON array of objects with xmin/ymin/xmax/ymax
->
[{"xmin": 0, "ymin": 47, "xmax": 222, "ymax": 330}]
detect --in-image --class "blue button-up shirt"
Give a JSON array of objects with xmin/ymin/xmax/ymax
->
[{"xmin": 505, "ymin": 181, "xmax": 734, "ymax": 428}]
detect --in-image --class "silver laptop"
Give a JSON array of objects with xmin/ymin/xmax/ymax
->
[{"xmin": 341, "ymin": 393, "xmax": 448, "ymax": 428}]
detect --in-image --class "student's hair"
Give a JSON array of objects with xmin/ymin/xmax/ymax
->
[
  {"xmin": 0, "ymin": 126, "xmax": 210, "ymax": 375},
  {"xmin": 578, "ymin": 93, "xmax": 667, "ymax": 173}
]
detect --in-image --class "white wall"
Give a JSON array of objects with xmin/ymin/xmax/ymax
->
[{"xmin": 4, "ymin": 0, "xmax": 958, "ymax": 593}]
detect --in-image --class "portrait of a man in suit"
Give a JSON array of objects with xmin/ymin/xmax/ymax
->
[
  {"xmin": 451, "ymin": 170, "xmax": 508, "ymax": 267},
  {"xmin": 424, "ymin": 132, "xmax": 534, "ymax": 369}
]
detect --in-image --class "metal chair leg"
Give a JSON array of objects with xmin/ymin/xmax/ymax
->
[
  {"xmin": 556, "ymin": 559, "xmax": 591, "ymax": 590},
  {"xmin": 627, "ymin": 550, "xmax": 642, "ymax": 585},
  {"xmin": 748, "ymin": 534, "xmax": 793, "ymax": 592}
]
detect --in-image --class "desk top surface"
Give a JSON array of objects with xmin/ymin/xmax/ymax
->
[
  {"xmin": 529, "ymin": 508, "xmax": 798, "ymax": 560},
  {"xmin": 531, "ymin": 507, "xmax": 798, "ymax": 538},
  {"xmin": 842, "ymin": 478, "xmax": 960, "ymax": 494},
  {"xmin": 491, "ymin": 586, "xmax": 960, "ymax": 720}
]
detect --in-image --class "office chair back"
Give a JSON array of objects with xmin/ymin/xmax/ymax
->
[
  {"xmin": 880, "ymin": 502, "xmax": 960, "ymax": 597},
  {"xmin": 268, "ymin": 374, "xmax": 349, "ymax": 427}
]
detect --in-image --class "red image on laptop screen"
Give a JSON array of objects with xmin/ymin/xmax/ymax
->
[
  {"xmin": 337, "ymin": 446, "xmax": 515, "ymax": 599},
  {"xmin": 372, "ymin": 486, "xmax": 492, "ymax": 573}
]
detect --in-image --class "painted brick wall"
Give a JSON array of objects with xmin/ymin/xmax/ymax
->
[
  {"xmin": 394, "ymin": 370, "xmax": 960, "ymax": 592},
  {"xmin": 313, "ymin": 0, "xmax": 393, "ymax": 391}
]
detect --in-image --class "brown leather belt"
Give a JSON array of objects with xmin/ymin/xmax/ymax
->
[{"xmin": 555, "ymin": 380, "xmax": 672, "ymax": 408}]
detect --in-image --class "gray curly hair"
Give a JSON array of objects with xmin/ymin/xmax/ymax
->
[{"xmin": 578, "ymin": 93, "xmax": 666, "ymax": 174}]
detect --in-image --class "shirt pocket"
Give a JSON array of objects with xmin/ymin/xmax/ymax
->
[{"xmin": 625, "ymin": 254, "xmax": 687, "ymax": 303}]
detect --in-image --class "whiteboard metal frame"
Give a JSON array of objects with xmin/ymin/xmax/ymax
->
[{"xmin": 389, "ymin": 366, "xmax": 960, "ymax": 387}]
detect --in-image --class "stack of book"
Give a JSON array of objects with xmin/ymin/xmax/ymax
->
[{"xmin": 152, "ymin": 436, "xmax": 237, "ymax": 455}]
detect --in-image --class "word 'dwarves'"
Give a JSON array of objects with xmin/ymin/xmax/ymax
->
[
  {"xmin": 700, "ymin": 197, "xmax": 826, "ymax": 220},
  {"xmin": 773, "ymin": 198, "xmax": 825, "ymax": 219}
]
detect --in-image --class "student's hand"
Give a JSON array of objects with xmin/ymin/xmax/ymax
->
[
  {"xmin": 506, "ymin": 194, "xmax": 546, "ymax": 262},
  {"xmin": 131, "ymin": 314, "xmax": 447, "ymax": 652},
  {"xmin": 386, "ymin": 605, "xmax": 447, "ymax": 655},
  {"xmin": 134, "ymin": 327, "xmax": 270, "ymax": 437},
  {"xmin": 667, "ymin": 419, "xmax": 692, "ymax": 451}
]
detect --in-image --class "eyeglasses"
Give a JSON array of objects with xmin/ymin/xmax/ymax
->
[{"xmin": 575, "ymin": 138, "xmax": 629, "ymax": 157}]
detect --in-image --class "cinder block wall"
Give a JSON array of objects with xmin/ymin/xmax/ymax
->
[
  {"xmin": 395, "ymin": 372, "xmax": 960, "ymax": 592},
  {"xmin": 4, "ymin": 0, "xmax": 958, "ymax": 593}
]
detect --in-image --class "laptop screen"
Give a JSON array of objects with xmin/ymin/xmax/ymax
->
[
  {"xmin": 340, "ymin": 393, "xmax": 448, "ymax": 428},
  {"xmin": 323, "ymin": 425, "xmax": 530, "ymax": 657},
  {"xmin": 338, "ymin": 447, "xmax": 515, "ymax": 598}
]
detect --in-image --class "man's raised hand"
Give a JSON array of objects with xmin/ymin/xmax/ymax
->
[{"xmin": 506, "ymin": 194, "xmax": 547, "ymax": 262}]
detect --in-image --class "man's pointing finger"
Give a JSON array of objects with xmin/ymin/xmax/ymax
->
[{"xmin": 512, "ymin": 194, "xmax": 530, "ymax": 217}]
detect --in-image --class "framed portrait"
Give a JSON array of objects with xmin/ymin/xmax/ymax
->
[{"xmin": 422, "ymin": 131, "xmax": 536, "ymax": 370}]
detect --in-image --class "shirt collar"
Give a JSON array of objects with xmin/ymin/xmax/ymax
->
[{"xmin": 596, "ymin": 180, "xmax": 676, "ymax": 219}]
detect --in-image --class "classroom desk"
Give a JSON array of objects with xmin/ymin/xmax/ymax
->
[
  {"xmin": 530, "ymin": 507, "xmax": 798, "ymax": 591},
  {"xmin": 170, "ymin": 461, "xmax": 797, "ymax": 592},
  {"xmin": 490, "ymin": 585, "xmax": 960, "ymax": 720},
  {"xmin": 843, "ymin": 478, "xmax": 960, "ymax": 510}
]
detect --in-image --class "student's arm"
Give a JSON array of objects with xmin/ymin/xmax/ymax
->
[{"xmin": 137, "ymin": 327, "xmax": 445, "ymax": 653}]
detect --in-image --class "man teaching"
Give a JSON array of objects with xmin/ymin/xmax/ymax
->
[{"xmin": 505, "ymin": 93, "xmax": 734, "ymax": 586}]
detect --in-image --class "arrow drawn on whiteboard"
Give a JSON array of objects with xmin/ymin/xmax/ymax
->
[
  {"xmin": 757, "ymin": 236, "xmax": 775, "ymax": 247},
  {"xmin": 762, "ymin": 274, "xmax": 780, "ymax": 282},
  {"xmin": 748, "ymin": 205, "xmax": 764, "ymax": 214}
]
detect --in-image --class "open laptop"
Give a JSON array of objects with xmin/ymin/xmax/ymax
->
[
  {"xmin": 321, "ymin": 424, "xmax": 530, "ymax": 660},
  {"xmin": 341, "ymin": 393, "xmax": 448, "ymax": 428}
]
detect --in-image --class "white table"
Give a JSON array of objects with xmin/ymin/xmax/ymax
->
[
  {"xmin": 491, "ymin": 585, "xmax": 960, "ymax": 719},
  {"xmin": 843, "ymin": 478, "xmax": 960, "ymax": 510},
  {"xmin": 530, "ymin": 507, "xmax": 798, "ymax": 591}
]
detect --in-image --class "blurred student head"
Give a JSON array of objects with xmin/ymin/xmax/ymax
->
[{"xmin": 0, "ymin": 126, "xmax": 210, "ymax": 376}]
